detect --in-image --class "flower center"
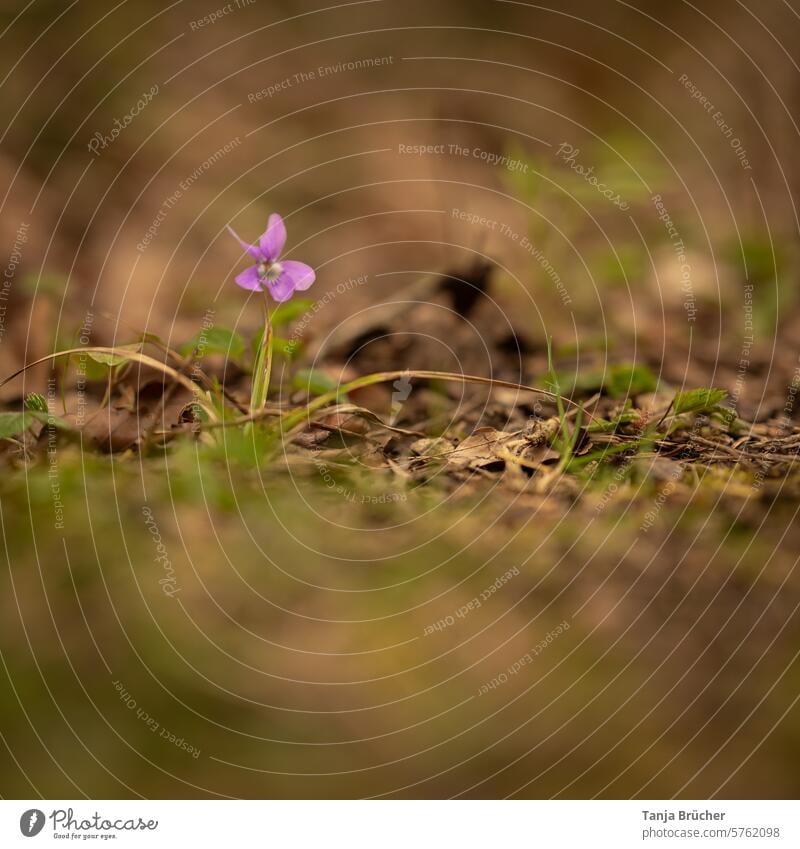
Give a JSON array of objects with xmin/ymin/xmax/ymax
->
[{"xmin": 257, "ymin": 260, "xmax": 283, "ymax": 282}]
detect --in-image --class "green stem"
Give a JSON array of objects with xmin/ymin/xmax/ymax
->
[
  {"xmin": 279, "ymin": 369, "xmax": 592, "ymax": 434},
  {"xmin": 247, "ymin": 297, "xmax": 273, "ymax": 432}
]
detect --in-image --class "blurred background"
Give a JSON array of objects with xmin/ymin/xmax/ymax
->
[
  {"xmin": 3, "ymin": 0, "xmax": 800, "ymax": 405},
  {"xmin": 2, "ymin": 0, "xmax": 800, "ymax": 799}
]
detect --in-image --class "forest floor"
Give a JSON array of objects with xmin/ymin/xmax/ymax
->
[{"xmin": 2, "ymin": 262, "xmax": 800, "ymax": 798}]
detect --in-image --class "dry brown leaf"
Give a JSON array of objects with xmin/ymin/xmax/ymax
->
[{"xmin": 445, "ymin": 428, "xmax": 513, "ymax": 472}]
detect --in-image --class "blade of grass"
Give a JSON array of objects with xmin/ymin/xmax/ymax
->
[
  {"xmin": 0, "ymin": 347, "xmax": 218, "ymax": 421},
  {"xmin": 246, "ymin": 300, "xmax": 273, "ymax": 435},
  {"xmin": 280, "ymin": 369, "xmax": 593, "ymax": 434},
  {"xmin": 179, "ymin": 369, "xmax": 594, "ymax": 436}
]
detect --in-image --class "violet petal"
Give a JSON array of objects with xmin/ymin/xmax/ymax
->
[
  {"xmin": 227, "ymin": 225, "xmax": 262, "ymax": 260},
  {"xmin": 280, "ymin": 260, "xmax": 315, "ymax": 291},
  {"xmin": 267, "ymin": 271, "xmax": 298, "ymax": 303},
  {"xmin": 234, "ymin": 266, "xmax": 263, "ymax": 291},
  {"xmin": 259, "ymin": 213, "xmax": 287, "ymax": 261}
]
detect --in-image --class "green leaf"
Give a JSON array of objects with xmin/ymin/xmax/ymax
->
[
  {"xmin": 251, "ymin": 327, "xmax": 265, "ymax": 359},
  {"xmin": 586, "ymin": 409, "xmax": 640, "ymax": 433},
  {"xmin": 0, "ymin": 406, "xmax": 73, "ymax": 435},
  {"xmin": 544, "ymin": 363, "xmax": 657, "ymax": 398},
  {"xmin": 25, "ymin": 392, "xmax": 48, "ymax": 412},
  {"xmin": 248, "ymin": 320, "xmax": 273, "ymax": 420},
  {"xmin": 272, "ymin": 336, "xmax": 302, "ymax": 359},
  {"xmin": 270, "ymin": 299, "xmax": 313, "ymax": 328},
  {"xmin": 606, "ymin": 364, "xmax": 658, "ymax": 398},
  {"xmin": 673, "ymin": 388, "xmax": 728, "ymax": 416},
  {"xmin": 185, "ymin": 402, "xmax": 210, "ymax": 424},
  {"xmin": 80, "ymin": 356, "xmax": 115, "ymax": 382},
  {"xmin": 566, "ymin": 438, "xmax": 647, "ymax": 472},
  {"xmin": 250, "ymin": 328, "xmax": 302, "ymax": 361},
  {"xmin": 180, "ymin": 327, "xmax": 244, "ymax": 359},
  {"xmin": 292, "ymin": 368, "xmax": 340, "ymax": 397},
  {"xmin": 28, "ymin": 411, "xmax": 73, "ymax": 430},
  {"xmin": 0, "ymin": 412, "xmax": 30, "ymax": 438},
  {"xmin": 20, "ymin": 272, "xmax": 68, "ymax": 297},
  {"xmin": 87, "ymin": 343, "xmax": 142, "ymax": 367}
]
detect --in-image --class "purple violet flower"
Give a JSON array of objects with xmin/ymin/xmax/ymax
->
[{"xmin": 228, "ymin": 213, "xmax": 315, "ymax": 302}]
